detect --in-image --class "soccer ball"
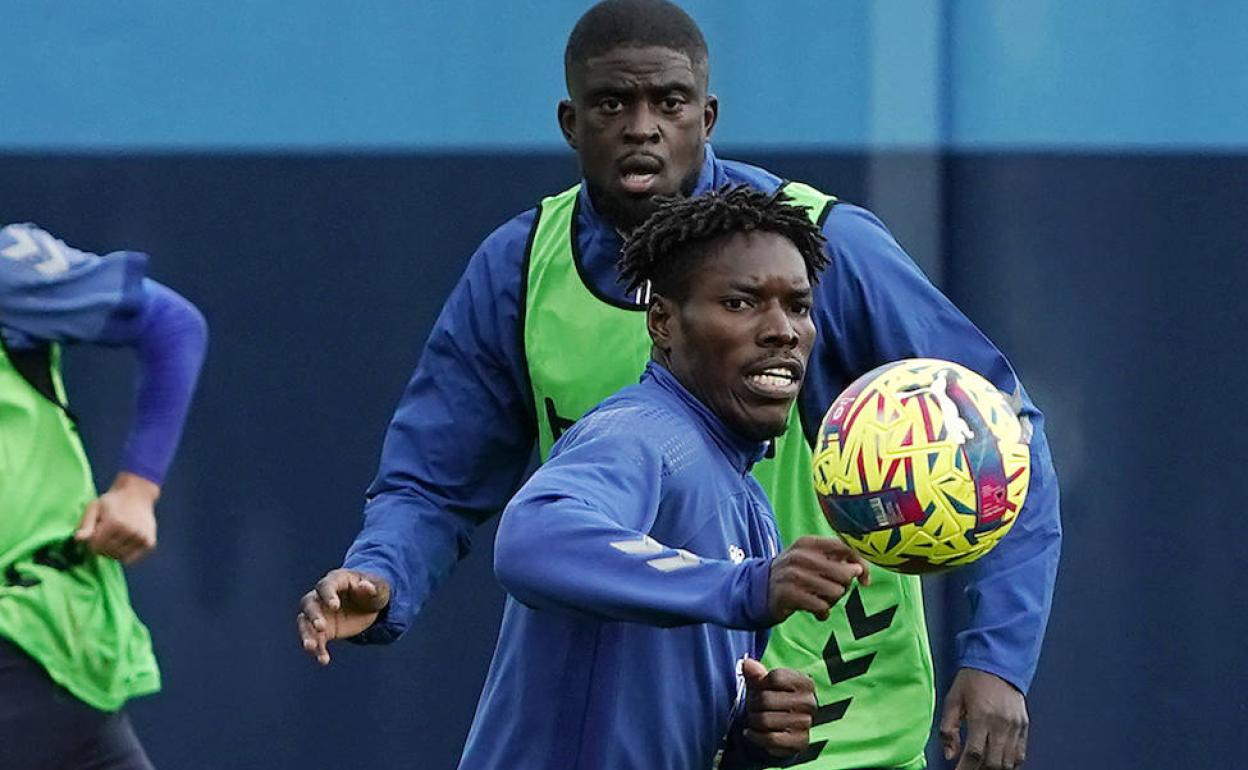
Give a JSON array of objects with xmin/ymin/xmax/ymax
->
[{"xmin": 811, "ymin": 359, "xmax": 1031, "ymax": 574}]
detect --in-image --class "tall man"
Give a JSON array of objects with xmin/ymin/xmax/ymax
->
[
  {"xmin": 298, "ymin": 3, "xmax": 1061, "ymax": 769},
  {"xmin": 0, "ymin": 223, "xmax": 208, "ymax": 769}
]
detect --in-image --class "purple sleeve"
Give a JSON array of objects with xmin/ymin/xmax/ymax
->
[{"xmin": 118, "ymin": 280, "xmax": 209, "ymax": 485}]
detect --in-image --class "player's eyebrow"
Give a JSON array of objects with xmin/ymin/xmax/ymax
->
[
  {"xmin": 725, "ymin": 279, "xmax": 812, "ymax": 298},
  {"xmin": 585, "ymin": 79, "xmax": 695, "ymax": 100},
  {"xmin": 584, "ymin": 85, "xmax": 632, "ymax": 101},
  {"xmin": 648, "ymin": 80, "xmax": 695, "ymax": 95},
  {"xmin": 725, "ymin": 280, "xmax": 764, "ymax": 295}
]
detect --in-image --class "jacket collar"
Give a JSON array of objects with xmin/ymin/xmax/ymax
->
[{"xmin": 643, "ymin": 360, "xmax": 769, "ymax": 474}]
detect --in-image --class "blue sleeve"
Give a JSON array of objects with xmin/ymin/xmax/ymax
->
[
  {"xmin": 119, "ymin": 280, "xmax": 209, "ymax": 485},
  {"xmin": 494, "ymin": 409, "xmax": 773, "ymax": 630},
  {"xmin": 343, "ymin": 213, "xmax": 541, "ymax": 643},
  {"xmin": 0, "ymin": 223, "xmax": 148, "ymax": 344},
  {"xmin": 800, "ymin": 204, "xmax": 1062, "ymax": 693}
]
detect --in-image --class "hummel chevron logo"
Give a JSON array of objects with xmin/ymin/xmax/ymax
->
[
  {"xmin": 0, "ymin": 226, "xmax": 39, "ymax": 261},
  {"xmin": 0, "ymin": 226, "xmax": 73, "ymax": 277},
  {"xmin": 789, "ymin": 585, "xmax": 901, "ymax": 765}
]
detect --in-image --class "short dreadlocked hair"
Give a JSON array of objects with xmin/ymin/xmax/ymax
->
[
  {"xmin": 619, "ymin": 185, "xmax": 830, "ymax": 302},
  {"xmin": 565, "ymin": 0, "xmax": 709, "ymax": 90}
]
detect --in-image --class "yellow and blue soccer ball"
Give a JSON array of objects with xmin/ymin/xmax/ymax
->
[{"xmin": 811, "ymin": 359, "xmax": 1031, "ymax": 574}]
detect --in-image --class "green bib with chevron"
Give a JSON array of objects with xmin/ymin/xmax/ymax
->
[
  {"xmin": 523, "ymin": 182, "xmax": 933, "ymax": 769},
  {"xmin": 0, "ymin": 338, "xmax": 160, "ymax": 712}
]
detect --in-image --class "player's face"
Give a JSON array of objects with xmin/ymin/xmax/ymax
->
[
  {"xmin": 560, "ymin": 45, "xmax": 718, "ymax": 232},
  {"xmin": 650, "ymin": 232, "xmax": 815, "ymax": 442}
]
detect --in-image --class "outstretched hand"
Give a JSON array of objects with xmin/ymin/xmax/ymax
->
[
  {"xmin": 939, "ymin": 668, "xmax": 1029, "ymax": 770},
  {"xmin": 297, "ymin": 569, "xmax": 391, "ymax": 666},
  {"xmin": 75, "ymin": 472, "xmax": 160, "ymax": 565},
  {"xmin": 768, "ymin": 535, "xmax": 870, "ymax": 623},
  {"xmin": 740, "ymin": 658, "xmax": 816, "ymax": 759}
]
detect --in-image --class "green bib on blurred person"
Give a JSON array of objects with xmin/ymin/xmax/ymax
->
[
  {"xmin": 524, "ymin": 182, "xmax": 934, "ymax": 770},
  {"xmin": 0, "ymin": 340, "xmax": 160, "ymax": 711}
]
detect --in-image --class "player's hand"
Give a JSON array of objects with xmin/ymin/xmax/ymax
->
[
  {"xmin": 740, "ymin": 658, "xmax": 815, "ymax": 759},
  {"xmin": 767, "ymin": 535, "xmax": 869, "ymax": 623},
  {"xmin": 297, "ymin": 569, "xmax": 391, "ymax": 666},
  {"xmin": 74, "ymin": 472, "xmax": 159, "ymax": 565},
  {"xmin": 939, "ymin": 668, "xmax": 1029, "ymax": 770}
]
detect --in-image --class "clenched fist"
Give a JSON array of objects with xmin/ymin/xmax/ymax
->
[{"xmin": 74, "ymin": 472, "xmax": 160, "ymax": 565}]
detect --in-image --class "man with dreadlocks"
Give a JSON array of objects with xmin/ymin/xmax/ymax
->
[
  {"xmin": 299, "ymin": 2, "xmax": 1060, "ymax": 769},
  {"xmin": 460, "ymin": 186, "xmax": 865, "ymax": 769}
]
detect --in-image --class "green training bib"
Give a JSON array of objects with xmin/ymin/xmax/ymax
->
[
  {"xmin": 523, "ymin": 182, "xmax": 933, "ymax": 769},
  {"xmin": 0, "ymin": 338, "xmax": 159, "ymax": 712}
]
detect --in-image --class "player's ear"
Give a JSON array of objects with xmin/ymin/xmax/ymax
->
[
  {"xmin": 703, "ymin": 94, "xmax": 719, "ymax": 139},
  {"xmin": 558, "ymin": 100, "xmax": 578, "ymax": 150},
  {"xmin": 647, "ymin": 294, "xmax": 675, "ymax": 352}
]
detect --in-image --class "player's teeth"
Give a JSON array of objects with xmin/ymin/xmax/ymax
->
[{"xmin": 751, "ymin": 374, "xmax": 791, "ymax": 388}]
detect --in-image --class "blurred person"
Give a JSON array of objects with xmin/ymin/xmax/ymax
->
[
  {"xmin": 298, "ymin": 2, "xmax": 1060, "ymax": 769},
  {"xmin": 456, "ymin": 186, "xmax": 860, "ymax": 769},
  {"xmin": 0, "ymin": 224, "xmax": 208, "ymax": 770}
]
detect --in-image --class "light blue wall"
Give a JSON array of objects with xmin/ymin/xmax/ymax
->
[
  {"xmin": 3, "ymin": 0, "xmax": 1246, "ymax": 150},
  {"xmin": 949, "ymin": 0, "xmax": 1248, "ymax": 148}
]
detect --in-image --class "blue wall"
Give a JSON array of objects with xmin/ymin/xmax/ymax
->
[
  {"xmin": 2, "ymin": 2, "xmax": 1246, "ymax": 769},
  {"xmin": 949, "ymin": 0, "xmax": 1248, "ymax": 147},
  {"xmin": 5, "ymin": 1, "xmax": 1248, "ymax": 149}
]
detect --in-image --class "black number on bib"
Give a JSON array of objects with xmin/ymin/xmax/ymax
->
[
  {"xmin": 3, "ymin": 563, "xmax": 40, "ymax": 588},
  {"xmin": 2, "ymin": 537, "xmax": 89, "ymax": 589},
  {"xmin": 790, "ymin": 585, "xmax": 899, "ymax": 765},
  {"xmin": 31, "ymin": 537, "xmax": 87, "ymax": 572}
]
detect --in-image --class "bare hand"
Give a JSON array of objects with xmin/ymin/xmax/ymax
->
[
  {"xmin": 297, "ymin": 569, "xmax": 391, "ymax": 666},
  {"xmin": 939, "ymin": 668, "xmax": 1029, "ymax": 770},
  {"xmin": 768, "ymin": 535, "xmax": 870, "ymax": 623},
  {"xmin": 74, "ymin": 472, "xmax": 159, "ymax": 565},
  {"xmin": 740, "ymin": 658, "xmax": 815, "ymax": 758}
]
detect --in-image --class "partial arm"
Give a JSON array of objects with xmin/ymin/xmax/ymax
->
[
  {"xmin": 340, "ymin": 214, "xmax": 541, "ymax": 642},
  {"xmin": 116, "ymin": 280, "xmax": 209, "ymax": 484},
  {"xmin": 75, "ymin": 280, "xmax": 208, "ymax": 562},
  {"xmin": 494, "ymin": 412, "xmax": 773, "ymax": 630}
]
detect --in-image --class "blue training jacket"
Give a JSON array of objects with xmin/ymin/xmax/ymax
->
[
  {"xmin": 344, "ymin": 146, "xmax": 1062, "ymax": 693},
  {"xmin": 461, "ymin": 362, "xmax": 779, "ymax": 770}
]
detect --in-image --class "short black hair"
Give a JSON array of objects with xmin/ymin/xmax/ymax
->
[
  {"xmin": 565, "ymin": 0, "xmax": 709, "ymax": 86},
  {"xmin": 619, "ymin": 185, "xmax": 830, "ymax": 301}
]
